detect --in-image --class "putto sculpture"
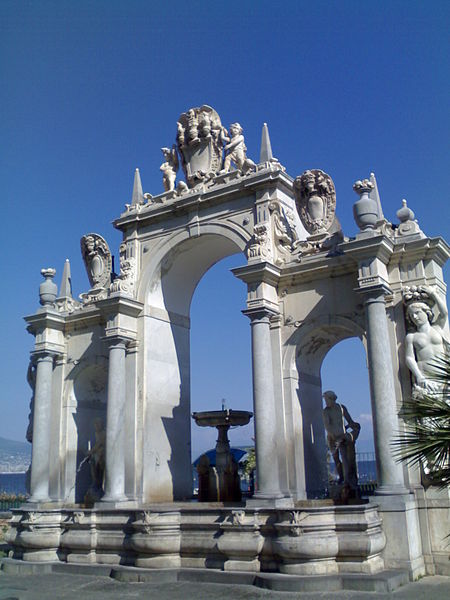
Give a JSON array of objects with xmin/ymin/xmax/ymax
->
[
  {"xmin": 220, "ymin": 122, "xmax": 256, "ymax": 174},
  {"xmin": 160, "ymin": 145, "xmax": 179, "ymax": 192},
  {"xmin": 403, "ymin": 285, "xmax": 449, "ymax": 393}
]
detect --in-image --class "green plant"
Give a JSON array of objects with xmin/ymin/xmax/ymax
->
[
  {"xmin": 241, "ymin": 447, "xmax": 256, "ymax": 478},
  {"xmin": 392, "ymin": 354, "xmax": 450, "ymax": 488}
]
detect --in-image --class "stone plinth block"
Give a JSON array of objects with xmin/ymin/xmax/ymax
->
[
  {"xmin": 334, "ymin": 504, "xmax": 386, "ymax": 573},
  {"xmin": 8, "ymin": 509, "xmax": 62, "ymax": 562},
  {"xmin": 131, "ymin": 511, "xmax": 181, "ymax": 568},
  {"xmin": 273, "ymin": 508, "xmax": 339, "ymax": 575},
  {"xmin": 60, "ymin": 510, "xmax": 97, "ymax": 564},
  {"xmin": 217, "ymin": 511, "xmax": 264, "ymax": 572}
]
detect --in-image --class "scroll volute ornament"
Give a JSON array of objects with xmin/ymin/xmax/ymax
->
[{"xmin": 293, "ymin": 169, "xmax": 337, "ymax": 235}]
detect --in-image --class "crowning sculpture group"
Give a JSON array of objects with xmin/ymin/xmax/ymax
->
[{"xmin": 7, "ymin": 104, "xmax": 449, "ymax": 584}]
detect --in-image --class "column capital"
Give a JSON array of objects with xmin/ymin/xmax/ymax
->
[
  {"xmin": 30, "ymin": 348, "xmax": 61, "ymax": 363},
  {"xmin": 242, "ymin": 306, "xmax": 279, "ymax": 323},
  {"xmin": 356, "ymin": 282, "xmax": 392, "ymax": 302},
  {"xmin": 101, "ymin": 334, "xmax": 130, "ymax": 350}
]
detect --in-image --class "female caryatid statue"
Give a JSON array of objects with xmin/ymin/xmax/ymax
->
[{"xmin": 403, "ymin": 285, "xmax": 449, "ymax": 394}]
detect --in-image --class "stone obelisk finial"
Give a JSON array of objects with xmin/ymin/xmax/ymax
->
[
  {"xmin": 131, "ymin": 168, "xmax": 144, "ymax": 206},
  {"xmin": 259, "ymin": 122, "xmax": 274, "ymax": 163},
  {"xmin": 369, "ymin": 172, "xmax": 384, "ymax": 220},
  {"xmin": 59, "ymin": 259, "xmax": 72, "ymax": 298}
]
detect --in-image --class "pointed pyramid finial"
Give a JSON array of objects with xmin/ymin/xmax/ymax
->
[
  {"xmin": 59, "ymin": 259, "xmax": 72, "ymax": 298},
  {"xmin": 369, "ymin": 172, "xmax": 384, "ymax": 220},
  {"xmin": 132, "ymin": 168, "xmax": 144, "ymax": 205},
  {"xmin": 260, "ymin": 122, "xmax": 274, "ymax": 163}
]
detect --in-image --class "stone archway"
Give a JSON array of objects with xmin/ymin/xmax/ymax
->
[
  {"xmin": 282, "ymin": 316, "xmax": 366, "ymax": 499},
  {"xmin": 139, "ymin": 226, "xmax": 251, "ymax": 501}
]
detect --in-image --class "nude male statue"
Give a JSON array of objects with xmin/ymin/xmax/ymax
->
[{"xmin": 322, "ymin": 390, "xmax": 360, "ymax": 494}]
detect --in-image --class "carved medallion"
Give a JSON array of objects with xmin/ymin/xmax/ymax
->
[
  {"xmin": 293, "ymin": 169, "xmax": 336, "ymax": 235},
  {"xmin": 80, "ymin": 234, "xmax": 112, "ymax": 303},
  {"xmin": 80, "ymin": 233, "xmax": 112, "ymax": 292},
  {"xmin": 176, "ymin": 105, "xmax": 223, "ymax": 187}
]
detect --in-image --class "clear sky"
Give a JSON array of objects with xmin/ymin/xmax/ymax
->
[{"xmin": 1, "ymin": 1, "xmax": 449, "ymax": 460}]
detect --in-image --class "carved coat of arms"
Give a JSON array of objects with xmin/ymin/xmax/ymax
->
[
  {"xmin": 176, "ymin": 105, "xmax": 223, "ymax": 187},
  {"xmin": 293, "ymin": 169, "xmax": 337, "ymax": 235},
  {"xmin": 80, "ymin": 233, "xmax": 112, "ymax": 299}
]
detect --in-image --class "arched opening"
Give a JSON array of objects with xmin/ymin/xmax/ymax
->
[
  {"xmin": 321, "ymin": 338, "xmax": 376, "ymax": 490},
  {"xmin": 142, "ymin": 231, "xmax": 251, "ymax": 502},
  {"xmin": 284, "ymin": 316, "xmax": 367, "ymax": 499},
  {"xmin": 190, "ymin": 254, "xmax": 253, "ymax": 486}
]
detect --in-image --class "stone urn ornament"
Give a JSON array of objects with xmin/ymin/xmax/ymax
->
[
  {"xmin": 39, "ymin": 268, "xmax": 57, "ymax": 307},
  {"xmin": 352, "ymin": 179, "xmax": 377, "ymax": 231}
]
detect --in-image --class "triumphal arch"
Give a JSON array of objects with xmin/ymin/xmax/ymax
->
[{"xmin": 5, "ymin": 105, "xmax": 449, "ymax": 588}]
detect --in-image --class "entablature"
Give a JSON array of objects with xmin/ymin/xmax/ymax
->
[{"xmin": 113, "ymin": 166, "xmax": 293, "ymax": 233}]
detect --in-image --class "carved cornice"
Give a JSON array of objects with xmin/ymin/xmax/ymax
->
[
  {"xmin": 97, "ymin": 294, "xmax": 144, "ymax": 319},
  {"xmin": 341, "ymin": 234, "xmax": 394, "ymax": 265},
  {"xmin": 232, "ymin": 261, "xmax": 281, "ymax": 286},
  {"xmin": 391, "ymin": 236, "xmax": 450, "ymax": 267},
  {"xmin": 113, "ymin": 168, "xmax": 294, "ymax": 232},
  {"xmin": 24, "ymin": 309, "xmax": 66, "ymax": 335}
]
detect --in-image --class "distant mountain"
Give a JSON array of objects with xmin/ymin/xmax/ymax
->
[{"xmin": 0, "ymin": 436, "xmax": 30, "ymax": 454}]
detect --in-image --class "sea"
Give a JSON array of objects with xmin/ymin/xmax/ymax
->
[{"xmin": 0, "ymin": 472, "xmax": 27, "ymax": 495}]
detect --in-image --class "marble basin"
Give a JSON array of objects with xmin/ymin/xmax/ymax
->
[{"xmin": 192, "ymin": 409, "xmax": 253, "ymax": 428}]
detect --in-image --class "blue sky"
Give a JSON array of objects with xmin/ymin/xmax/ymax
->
[{"xmin": 1, "ymin": 1, "xmax": 449, "ymax": 459}]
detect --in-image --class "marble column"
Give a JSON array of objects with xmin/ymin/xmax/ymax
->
[
  {"xmin": 363, "ymin": 291, "xmax": 408, "ymax": 494},
  {"xmin": 102, "ymin": 336, "xmax": 127, "ymax": 502},
  {"xmin": 29, "ymin": 351, "xmax": 56, "ymax": 502},
  {"xmin": 244, "ymin": 308, "xmax": 283, "ymax": 499}
]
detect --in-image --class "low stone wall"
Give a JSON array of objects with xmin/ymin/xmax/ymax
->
[{"xmin": 5, "ymin": 502, "xmax": 386, "ymax": 576}]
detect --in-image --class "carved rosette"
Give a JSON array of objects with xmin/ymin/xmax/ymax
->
[
  {"xmin": 176, "ymin": 105, "xmax": 223, "ymax": 187},
  {"xmin": 293, "ymin": 169, "xmax": 336, "ymax": 235},
  {"xmin": 80, "ymin": 233, "xmax": 112, "ymax": 302}
]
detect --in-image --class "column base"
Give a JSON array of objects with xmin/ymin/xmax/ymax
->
[
  {"xmin": 246, "ymin": 495, "xmax": 293, "ymax": 509},
  {"xmin": 95, "ymin": 499, "xmax": 138, "ymax": 509},
  {"xmin": 375, "ymin": 485, "xmax": 411, "ymax": 496},
  {"xmin": 27, "ymin": 497, "xmax": 51, "ymax": 505}
]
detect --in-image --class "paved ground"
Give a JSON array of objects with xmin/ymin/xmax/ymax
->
[{"xmin": 0, "ymin": 571, "xmax": 449, "ymax": 600}]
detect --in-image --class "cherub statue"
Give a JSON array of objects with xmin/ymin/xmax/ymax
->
[
  {"xmin": 403, "ymin": 285, "xmax": 449, "ymax": 393},
  {"xmin": 221, "ymin": 123, "xmax": 256, "ymax": 174},
  {"xmin": 160, "ymin": 145, "xmax": 179, "ymax": 192}
]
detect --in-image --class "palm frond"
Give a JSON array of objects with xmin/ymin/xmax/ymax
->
[{"xmin": 392, "ymin": 353, "xmax": 450, "ymax": 489}]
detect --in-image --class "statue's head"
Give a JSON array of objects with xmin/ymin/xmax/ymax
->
[
  {"xmin": 229, "ymin": 123, "xmax": 243, "ymax": 135},
  {"xmin": 323, "ymin": 390, "xmax": 337, "ymax": 407},
  {"xmin": 406, "ymin": 301, "xmax": 433, "ymax": 327},
  {"xmin": 93, "ymin": 418, "xmax": 104, "ymax": 432}
]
